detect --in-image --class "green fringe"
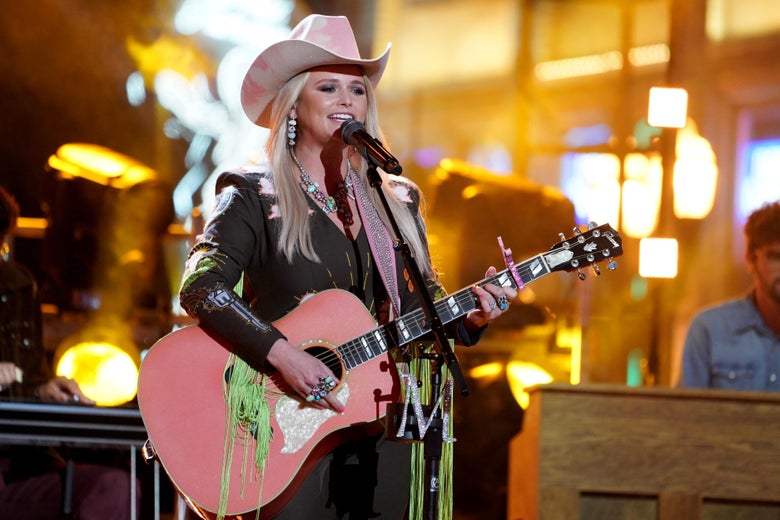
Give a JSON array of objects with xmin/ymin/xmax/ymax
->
[
  {"xmin": 218, "ymin": 356, "xmax": 271, "ymax": 520},
  {"xmin": 400, "ymin": 343, "xmax": 455, "ymax": 520},
  {"xmin": 216, "ymin": 274, "xmax": 273, "ymax": 520}
]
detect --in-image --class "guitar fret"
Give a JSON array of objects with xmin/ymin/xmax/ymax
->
[
  {"xmin": 405, "ymin": 310, "xmax": 427, "ymax": 339},
  {"xmin": 446, "ymin": 296, "xmax": 462, "ymax": 318},
  {"xmin": 343, "ymin": 332, "xmax": 384, "ymax": 370},
  {"xmin": 372, "ymin": 330, "xmax": 388, "ymax": 354},
  {"xmin": 354, "ymin": 340, "xmax": 369, "ymax": 364},
  {"xmin": 359, "ymin": 336, "xmax": 372, "ymax": 359},
  {"xmin": 343, "ymin": 339, "xmax": 361, "ymax": 369},
  {"xmin": 396, "ymin": 317, "xmax": 413, "ymax": 343},
  {"xmin": 334, "ymin": 224, "xmax": 623, "ymax": 371}
]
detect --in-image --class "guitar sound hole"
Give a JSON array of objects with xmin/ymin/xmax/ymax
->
[{"xmin": 303, "ymin": 345, "xmax": 343, "ymax": 380}]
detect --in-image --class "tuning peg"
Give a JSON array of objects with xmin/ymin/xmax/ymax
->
[
  {"xmin": 607, "ymin": 258, "xmax": 618, "ymax": 271},
  {"xmin": 558, "ymin": 232, "xmax": 566, "ymax": 241},
  {"xmin": 592, "ymin": 263, "xmax": 601, "ymax": 276},
  {"xmin": 587, "ymin": 221, "xmax": 597, "ymax": 230},
  {"xmin": 572, "ymin": 227, "xmax": 582, "ymax": 235},
  {"xmin": 576, "ymin": 267, "xmax": 586, "ymax": 280}
]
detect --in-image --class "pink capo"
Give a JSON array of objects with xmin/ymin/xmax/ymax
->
[{"xmin": 497, "ymin": 236, "xmax": 524, "ymax": 291}]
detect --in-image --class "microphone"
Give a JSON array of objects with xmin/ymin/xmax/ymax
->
[{"xmin": 340, "ymin": 120, "xmax": 403, "ymax": 175}]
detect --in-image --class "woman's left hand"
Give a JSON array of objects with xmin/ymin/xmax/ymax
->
[{"xmin": 465, "ymin": 266, "xmax": 518, "ymax": 330}]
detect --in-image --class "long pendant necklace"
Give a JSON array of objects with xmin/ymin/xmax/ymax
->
[{"xmin": 291, "ymin": 150, "xmax": 354, "ymax": 225}]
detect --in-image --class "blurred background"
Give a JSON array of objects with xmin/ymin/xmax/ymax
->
[{"xmin": 2, "ymin": 0, "xmax": 779, "ymax": 517}]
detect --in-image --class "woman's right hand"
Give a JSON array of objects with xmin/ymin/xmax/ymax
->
[{"xmin": 267, "ymin": 339, "xmax": 344, "ymax": 413}]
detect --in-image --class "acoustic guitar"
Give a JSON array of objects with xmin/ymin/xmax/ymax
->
[{"xmin": 137, "ymin": 223, "xmax": 622, "ymax": 519}]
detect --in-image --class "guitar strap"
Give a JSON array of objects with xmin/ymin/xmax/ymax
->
[{"xmin": 348, "ymin": 167, "xmax": 401, "ymax": 318}]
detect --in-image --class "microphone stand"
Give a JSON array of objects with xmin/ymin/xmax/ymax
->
[{"xmin": 363, "ymin": 164, "xmax": 469, "ymax": 520}]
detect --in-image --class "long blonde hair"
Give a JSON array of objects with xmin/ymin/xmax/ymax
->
[{"xmin": 265, "ymin": 71, "xmax": 434, "ymax": 278}]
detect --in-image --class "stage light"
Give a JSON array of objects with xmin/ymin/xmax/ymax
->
[
  {"xmin": 621, "ymin": 153, "xmax": 663, "ymax": 238},
  {"xmin": 54, "ymin": 321, "xmax": 140, "ymax": 407},
  {"xmin": 506, "ymin": 361, "xmax": 553, "ymax": 410},
  {"xmin": 673, "ymin": 121, "xmax": 718, "ymax": 219},
  {"xmin": 468, "ymin": 361, "xmax": 504, "ymax": 384},
  {"xmin": 648, "ymin": 87, "xmax": 688, "ymax": 129},
  {"xmin": 48, "ymin": 143, "xmax": 157, "ymax": 189},
  {"xmin": 639, "ymin": 238, "xmax": 678, "ymax": 279}
]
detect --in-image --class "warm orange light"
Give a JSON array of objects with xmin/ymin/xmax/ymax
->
[
  {"xmin": 126, "ymin": 34, "xmax": 212, "ymax": 85},
  {"xmin": 555, "ymin": 321, "xmax": 582, "ymax": 385},
  {"xmin": 648, "ymin": 87, "xmax": 688, "ymax": 128},
  {"xmin": 621, "ymin": 153, "xmax": 662, "ymax": 238},
  {"xmin": 674, "ymin": 121, "xmax": 718, "ymax": 219},
  {"xmin": 639, "ymin": 238, "xmax": 678, "ymax": 278},
  {"xmin": 579, "ymin": 154, "xmax": 621, "ymax": 227},
  {"xmin": 54, "ymin": 322, "xmax": 141, "ymax": 407},
  {"xmin": 13, "ymin": 217, "xmax": 49, "ymax": 239},
  {"xmin": 535, "ymin": 51, "xmax": 622, "ymax": 81},
  {"xmin": 56, "ymin": 342, "xmax": 139, "ymax": 407},
  {"xmin": 506, "ymin": 361, "xmax": 553, "ymax": 409},
  {"xmin": 627, "ymin": 44, "xmax": 670, "ymax": 67},
  {"xmin": 48, "ymin": 143, "xmax": 157, "ymax": 189},
  {"xmin": 469, "ymin": 362, "xmax": 504, "ymax": 382}
]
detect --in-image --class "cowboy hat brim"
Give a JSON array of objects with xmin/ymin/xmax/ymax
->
[{"xmin": 241, "ymin": 39, "xmax": 391, "ymax": 128}]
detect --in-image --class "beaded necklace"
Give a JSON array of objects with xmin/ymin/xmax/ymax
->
[{"xmin": 291, "ymin": 150, "xmax": 354, "ymax": 225}]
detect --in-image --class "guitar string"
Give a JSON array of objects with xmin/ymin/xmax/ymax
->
[
  {"xmin": 305, "ymin": 243, "xmax": 609, "ymax": 370},
  {"xmin": 304, "ymin": 271, "xmax": 506, "ymax": 370},
  {"xmin": 305, "ymin": 265, "xmax": 527, "ymax": 369}
]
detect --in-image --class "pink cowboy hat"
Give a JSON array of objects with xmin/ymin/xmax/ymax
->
[{"xmin": 241, "ymin": 14, "xmax": 391, "ymax": 128}]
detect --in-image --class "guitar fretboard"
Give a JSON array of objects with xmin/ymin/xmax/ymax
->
[{"xmin": 337, "ymin": 252, "xmax": 552, "ymax": 370}]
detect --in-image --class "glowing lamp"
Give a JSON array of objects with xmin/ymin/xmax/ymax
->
[
  {"xmin": 506, "ymin": 361, "xmax": 553, "ymax": 409},
  {"xmin": 621, "ymin": 153, "xmax": 663, "ymax": 238},
  {"xmin": 648, "ymin": 87, "xmax": 688, "ymax": 128},
  {"xmin": 468, "ymin": 362, "xmax": 504, "ymax": 381},
  {"xmin": 54, "ymin": 325, "xmax": 140, "ymax": 407},
  {"xmin": 584, "ymin": 153, "xmax": 621, "ymax": 228},
  {"xmin": 48, "ymin": 143, "xmax": 157, "ymax": 189},
  {"xmin": 673, "ymin": 123, "xmax": 718, "ymax": 219},
  {"xmin": 639, "ymin": 237, "xmax": 678, "ymax": 278}
]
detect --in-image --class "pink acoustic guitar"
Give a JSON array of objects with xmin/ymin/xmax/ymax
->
[{"xmin": 137, "ymin": 224, "xmax": 622, "ymax": 519}]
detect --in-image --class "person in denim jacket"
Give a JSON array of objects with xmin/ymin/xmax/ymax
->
[{"xmin": 681, "ymin": 200, "xmax": 780, "ymax": 390}]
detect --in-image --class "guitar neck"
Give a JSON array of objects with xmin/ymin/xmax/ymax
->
[{"xmin": 338, "ymin": 252, "xmax": 552, "ymax": 370}]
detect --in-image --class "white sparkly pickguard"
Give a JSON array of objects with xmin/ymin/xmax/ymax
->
[{"xmin": 275, "ymin": 384, "xmax": 351, "ymax": 453}]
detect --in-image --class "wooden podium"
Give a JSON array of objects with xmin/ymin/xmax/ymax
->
[{"xmin": 508, "ymin": 384, "xmax": 780, "ymax": 520}]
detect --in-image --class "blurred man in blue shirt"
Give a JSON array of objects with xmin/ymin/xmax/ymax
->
[{"xmin": 681, "ymin": 200, "xmax": 780, "ymax": 390}]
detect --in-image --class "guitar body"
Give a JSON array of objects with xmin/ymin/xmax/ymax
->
[{"xmin": 137, "ymin": 290, "xmax": 400, "ymax": 519}]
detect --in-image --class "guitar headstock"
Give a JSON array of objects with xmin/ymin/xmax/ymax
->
[{"xmin": 546, "ymin": 222, "xmax": 623, "ymax": 279}]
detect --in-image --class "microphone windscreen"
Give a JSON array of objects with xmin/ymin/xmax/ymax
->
[{"xmin": 340, "ymin": 119, "xmax": 364, "ymax": 144}]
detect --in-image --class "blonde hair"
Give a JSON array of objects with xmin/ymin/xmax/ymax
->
[{"xmin": 265, "ymin": 71, "xmax": 434, "ymax": 278}]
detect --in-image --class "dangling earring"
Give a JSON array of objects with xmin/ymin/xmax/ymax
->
[{"xmin": 287, "ymin": 113, "xmax": 297, "ymax": 148}]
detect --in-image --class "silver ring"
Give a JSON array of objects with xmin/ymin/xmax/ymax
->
[
  {"xmin": 488, "ymin": 301, "xmax": 496, "ymax": 311},
  {"xmin": 322, "ymin": 375, "xmax": 336, "ymax": 390},
  {"xmin": 497, "ymin": 295, "xmax": 509, "ymax": 311},
  {"xmin": 306, "ymin": 376, "xmax": 336, "ymax": 402}
]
